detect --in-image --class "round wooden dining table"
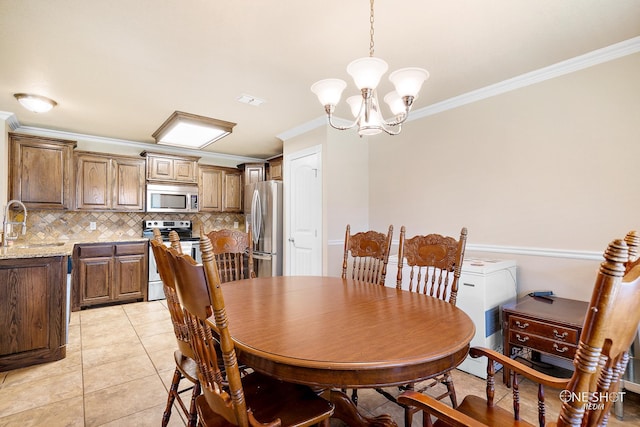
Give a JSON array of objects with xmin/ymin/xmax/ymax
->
[{"xmin": 217, "ymin": 275, "xmax": 475, "ymax": 427}]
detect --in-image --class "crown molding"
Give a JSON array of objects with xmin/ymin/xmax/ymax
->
[
  {"xmin": 408, "ymin": 36, "xmax": 640, "ymax": 122},
  {"xmin": 0, "ymin": 111, "xmax": 19, "ymax": 130},
  {"xmin": 283, "ymin": 36, "xmax": 640, "ymax": 140},
  {"xmin": 11, "ymin": 125, "xmax": 264, "ymax": 164}
]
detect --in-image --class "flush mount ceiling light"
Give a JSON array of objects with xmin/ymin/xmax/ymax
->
[
  {"xmin": 14, "ymin": 93, "xmax": 58, "ymax": 113},
  {"xmin": 311, "ymin": 0, "xmax": 429, "ymax": 137},
  {"xmin": 152, "ymin": 111, "xmax": 236, "ymax": 149}
]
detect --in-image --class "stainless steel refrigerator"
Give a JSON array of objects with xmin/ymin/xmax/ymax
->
[{"xmin": 244, "ymin": 180, "xmax": 283, "ymax": 277}]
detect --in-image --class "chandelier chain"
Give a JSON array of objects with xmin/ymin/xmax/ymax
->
[{"xmin": 369, "ymin": 0, "xmax": 375, "ymax": 57}]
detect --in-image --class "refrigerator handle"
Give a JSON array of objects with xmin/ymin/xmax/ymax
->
[{"xmin": 251, "ymin": 189, "xmax": 261, "ymax": 246}]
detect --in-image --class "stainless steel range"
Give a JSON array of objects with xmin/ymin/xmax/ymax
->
[{"xmin": 143, "ymin": 219, "xmax": 201, "ymax": 301}]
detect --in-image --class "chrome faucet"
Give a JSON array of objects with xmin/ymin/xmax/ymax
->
[{"xmin": 3, "ymin": 200, "xmax": 27, "ymax": 246}]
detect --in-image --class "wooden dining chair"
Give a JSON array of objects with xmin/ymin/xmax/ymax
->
[
  {"xmin": 205, "ymin": 225, "xmax": 255, "ymax": 282},
  {"xmin": 398, "ymin": 236, "xmax": 640, "ymax": 427},
  {"xmin": 342, "ymin": 224, "xmax": 393, "ymax": 286},
  {"xmin": 149, "ymin": 229, "xmax": 200, "ymax": 427},
  {"xmin": 167, "ymin": 232, "xmax": 334, "ymax": 427},
  {"xmin": 380, "ymin": 226, "xmax": 467, "ymax": 426},
  {"xmin": 342, "ymin": 224, "xmax": 393, "ymax": 405}
]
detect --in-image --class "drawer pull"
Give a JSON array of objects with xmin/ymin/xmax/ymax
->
[
  {"xmin": 515, "ymin": 321, "xmax": 529, "ymax": 329},
  {"xmin": 516, "ymin": 334, "xmax": 529, "ymax": 343},
  {"xmin": 553, "ymin": 329, "xmax": 568, "ymax": 340},
  {"xmin": 553, "ymin": 343, "xmax": 569, "ymax": 353}
]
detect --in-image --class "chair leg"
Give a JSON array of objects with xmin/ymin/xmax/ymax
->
[
  {"xmin": 187, "ymin": 380, "xmax": 201, "ymax": 427},
  {"xmin": 443, "ymin": 372, "xmax": 457, "ymax": 408},
  {"xmin": 163, "ymin": 368, "xmax": 182, "ymax": 427},
  {"xmin": 351, "ymin": 388, "xmax": 358, "ymax": 405},
  {"xmin": 404, "ymin": 407, "xmax": 413, "ymax": 427}
]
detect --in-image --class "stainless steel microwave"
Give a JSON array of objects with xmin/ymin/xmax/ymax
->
[{"xmin": 146, "ymin": 184, "xmax": 198, "ymax": 213}]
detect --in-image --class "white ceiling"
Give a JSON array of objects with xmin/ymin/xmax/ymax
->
[{"xmin": 1, "ymin": 1, "xmax": 639, "ymax": 160}]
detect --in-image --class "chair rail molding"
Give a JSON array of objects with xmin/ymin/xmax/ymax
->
[{"xmin": 328, "ymin": 240, "xmax": 602, "ymax": 261}]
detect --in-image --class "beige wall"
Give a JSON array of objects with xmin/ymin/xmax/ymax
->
[
  {"xmin": 284, "ymin": 125, "xmax": 367, "ymax": 275},
  {"xmin": 368, "ymin": 53, "xmax": 640, "ymax": 301}
]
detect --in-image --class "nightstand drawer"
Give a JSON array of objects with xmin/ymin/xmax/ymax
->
[
  {"xmin": 508, "ymin": 315, "xmax": 579, "ymax": 344},
  {"xmin": 509, "ymin": 330, "xmax": 578, "ymax": 359}
]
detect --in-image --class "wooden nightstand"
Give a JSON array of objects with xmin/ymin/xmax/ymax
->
[{"xmin": 502, "ymin": 296, "xmax": 589, "ymax": 384}]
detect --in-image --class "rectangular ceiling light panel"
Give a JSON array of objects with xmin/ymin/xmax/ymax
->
[{"xmin": 152, "ymin": 111, "xmax": 236, "ymax": 149}]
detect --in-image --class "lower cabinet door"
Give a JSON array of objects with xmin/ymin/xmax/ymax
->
[
  {"xmin": 79, "ymin": 257, "xmax": 112, "ymax": 305},
  {"xmin": 114, "ymin": 254, "xmax": 146, "ymax": 300}
]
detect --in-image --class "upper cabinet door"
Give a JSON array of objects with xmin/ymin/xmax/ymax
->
[
  {"xmin": 112, "ymin": 157, "xmax": 145, "ymax": 211},
  {"xmin": 199, "ymin": 165, "xmax": 223, "ymax": 212},
  {"xmin": 9, "ymin": 133, "xmax": 76, "ymax": 210},
  {"xmin": 76, "ymin": 154, "xmax": 111, "ymax": 210},
  {"xmin": 142, "ymin": 151, "xmax": 200, "ymax": 183},
  {"xmin": 223, "ymin": 170, "xmax": 243, "ymax": 212},
  {"xmin": 239, "ymin": 162, "xmax": 265, "ymax": 185},
  {"xmin": 199, "ymin": 165, "xmax": 242, "ymax": 212},
  {"xmin": 75, "ymin": 152, "xmax": 145, "ymax": 211}
]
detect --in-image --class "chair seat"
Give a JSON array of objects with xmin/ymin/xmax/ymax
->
[
  {"xmin": 197, "ymin": 372, "xmax": 334, "ymax": 427},
  {"xmin": 432, "ymin": 396, "xmax": 535, "ymax": 427},
  {"xmin": 174, "ymin": 350, "xmax": 199, "ymax": 384}
]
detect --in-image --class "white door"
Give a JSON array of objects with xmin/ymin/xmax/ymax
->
[{"xmin": 286, "ymin": 146, "xmax": 322, "ymax": 275}]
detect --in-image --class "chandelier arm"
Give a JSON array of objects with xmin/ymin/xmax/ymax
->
[
  {"xmin": 379, "ymin": 123, "xmax": 403, "ymax": 136},
  {"xmin": 381, "ymin": 112, "xmax": 408, "ymax": 127},
  {"xmin": 326, "ymin": 110, "xmax": 360, "ymax": 131}
]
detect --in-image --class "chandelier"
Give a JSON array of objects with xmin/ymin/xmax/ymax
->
[{"xmin": 311, "ymin": 0, "xmax": 429, "ymax": 136}]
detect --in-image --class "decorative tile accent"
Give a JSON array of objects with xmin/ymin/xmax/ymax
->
[{"xmin": 23, "ymin": 211, "xmax": 245, "ymax": 243}]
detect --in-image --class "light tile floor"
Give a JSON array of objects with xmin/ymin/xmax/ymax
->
[{"xmin": 0, "ymin": 300, "xmax": 638, "ymax": 426}]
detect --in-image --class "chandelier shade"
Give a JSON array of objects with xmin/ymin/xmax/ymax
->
[
  {"xmin": 389, "ymin": 67, "xmax": 430, "ymax": 98},
  {"xmin": 310, "ymin": 0, "xmax": 429, "ymax": 136},
  {"xmin": 383, "ymin": 91, "xmax": 406, "ymax": 116},
  {"xmin": 347, "ymin": 57, "xmax": 389, "ymax": 90},
  {"xmin": 310, "ymin": 79, "xmax": 347, "ymax": 107}
]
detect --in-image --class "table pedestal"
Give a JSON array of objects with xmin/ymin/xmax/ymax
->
[{"xmin": 327, "ymin": 390, "xmax": 397, "ymax": 427}]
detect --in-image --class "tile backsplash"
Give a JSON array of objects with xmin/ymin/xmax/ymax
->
[{"xmin": 22, "ymin": 210, "xmax": 245, "ymax": 243}]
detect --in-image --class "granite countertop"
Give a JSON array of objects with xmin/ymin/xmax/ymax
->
[{"xmin": 0, "ymin": 237, "xmax": 149, "ymax": 260}]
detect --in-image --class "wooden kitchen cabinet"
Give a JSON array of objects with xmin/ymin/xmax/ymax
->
[
  {"xmin": 9, "ymin": 133, "xmax": 76, "ymax": 210},
  {"xmin": 141, "ymin": 151, "xmax": 199, "ymax": 183},
  {"xmin": 224, "ymin": 169, "xmax": 243, "ymax": 211},
  {"xmin": 0, "ymin": 256, "xmax": 67, "ymax": 371},
  {"xmin": 75, "ymin": 152, "xmax": 145, "ymax": 211},
  {"xmin": 199, "ymin": 165, "xmax": 243, "ymax": 212},
  {"xmin": 72, "ymin": 242, "xmax": 148, "ymax": 310},
  {"xmin": 239, "ymin": 162, "xmax": 265, "ymax": 184},
  {"xmin": 268, "ymin": 156, "xmax": 283, "ymax": 180}
]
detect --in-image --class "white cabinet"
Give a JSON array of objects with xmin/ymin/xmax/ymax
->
[{"xmin": 386, "ymin": 256, "xmax": 517, "ymax": 378}]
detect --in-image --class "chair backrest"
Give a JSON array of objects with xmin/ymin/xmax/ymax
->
[
  {"xmin": 342, "ymin": 224, "xmax": 393, "ymax": 286},
  {"xmin": 167, "ymin": 232, "xmax": 255, "ymax": 427},
  {"xmin": 206, "ymin": 225, "xmax": 255, "ymax": 282},
  {"xmin": 558, "ymin": 237, "xmax": 640, "ymax": 427},
  {"xmin": 149, "ymin": 229, "xmax": 193, "ymax": 359},
  {"xmin": 624, "ymin": 229, "xmax": 639, "ymax": 273},
  {"xmin": 396, "ymin": 226, "xmax": 468, "ymax": 305}
]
